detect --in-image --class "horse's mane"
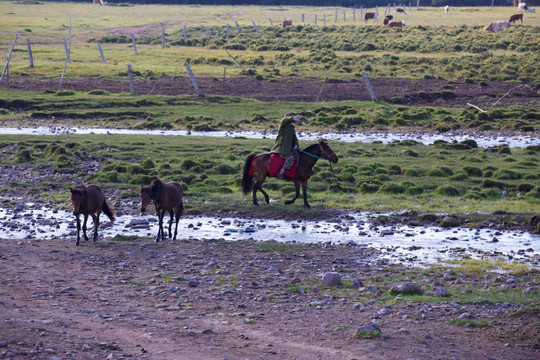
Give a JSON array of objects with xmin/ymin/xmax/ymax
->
[
  {"xmin": 150, "ymin": 178, "xmax": 164, "ymax": 197},
  {"xmin": 304, "ymin": 139, "xmax": 327, "ymax": 153}
]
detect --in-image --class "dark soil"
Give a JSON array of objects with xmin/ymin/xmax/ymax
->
[
  {"xmin": 0, "ymin": 238, "xmax": 538, "ymax": 360},
  {"xmin": 3, "ymin": 76, "xmax": 539, "ymax": 107}
]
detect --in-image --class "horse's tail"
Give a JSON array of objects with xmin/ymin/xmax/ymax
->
[
  {"xmin": 241, "ymin": 154, "xmax": 256, "ymax": 195},
  {"xmin": 102, "ymin": 200, "xmax": 116, "ymax": 224}
]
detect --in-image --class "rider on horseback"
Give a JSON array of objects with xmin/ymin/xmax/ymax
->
[{"xmin": 271, "ymin": 113, "xmax": 302, "ymax": 179}]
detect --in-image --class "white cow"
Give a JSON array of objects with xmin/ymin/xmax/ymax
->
[
  {"xmin": 445, "ymin": 5, "xmax": 449, "ymax": 15},
  {"xmin": 518, "ymin": 2, "xmax": 528, "ymax": 11},
  {"xmin": 484, "ymin": 21, "xmax": 511, "ymax": 32}
]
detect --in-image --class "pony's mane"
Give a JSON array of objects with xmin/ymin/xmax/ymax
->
[{"xmin": 304, "ymin": 143, "xmax": 319, "ymax": 152}]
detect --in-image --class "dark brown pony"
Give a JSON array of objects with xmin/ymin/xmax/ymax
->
[
  {"xmin": 241, "ymin": 139, "xmax": 338, "ymax": 208},
  {"xmin": 140, "ymin": 179, "xmax": 184, "ymax": 242},
  {"xmin": 70, "ymin": 184, "xmax": 115, "ymax": 246}
]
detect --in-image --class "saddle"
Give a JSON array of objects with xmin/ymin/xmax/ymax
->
[{"xmin": 269, "ymin": 153, "xmax": 298, "ymax": 178}]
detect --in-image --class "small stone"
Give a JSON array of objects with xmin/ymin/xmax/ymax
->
[
  {"xmin": 321, "ymin": 272, "xmax": 342, "ymax": 287},
  {"xmin": 458, "ymin": 312, "xmax": 473, "ymax": 320},
  {"xmin": 389, "ymin": 283, "xmax": 424, "ymax": 295},
  {"xmin": 355, "ymin": 324, "xmax": 382, "ymax": 337},
  {"xmin": 353, "ymin": 278, "xmax": 363, "ymax": 289},
  {"xmin": 202, "ymin": 329, "xmax": 215, "ymax": 335},
  {"xmin": 187, "ymin": 279, "xmax": 200, "ymax": 287},
  {"xmin": 0, "ymin": 341, "xmax": 8, "ymax": 348},
  {"xmin": 433, "ymin": 287, "xmax": 450, "ymax": 297}
]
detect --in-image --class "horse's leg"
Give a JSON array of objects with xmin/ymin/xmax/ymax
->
[
  {"xmin": 252, "ymin": 180, "xmax": 260, "ymax": 206},
  {"xmin": 255, "ymin": 173, "xmax": 270, "ymax": 204},
  {"xmin": 302, "ymin": 180, "xmax": 311, "ymax": 208},
  {"xmin": 173, "ymin": 209, "xmax": 180, "ymax": 241},
  {"xmin": 156, "ymin": 210, "xmax": 164, "ymax": 242},
  {"xmin": 285, "ymin": 180, "xmax": 301, "ymax": 205},
  {"xmin": 75, "ymin": 214, "xmax": 81, "ymax": 246},
  {"xmin": 82, "ymin": 214, "xmax": 89, "ymax": 241},
  {"xmin": 167, "ymin": 209, "xmax": 174, "ymax": 239},
  {"xmin": 92, "ymin": 213, "xmax": 99, "ymax": 242}
]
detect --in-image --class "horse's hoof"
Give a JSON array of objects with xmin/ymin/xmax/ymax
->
[{"xmin": 304, "ymin": 204, "xmax": 312, "ymax": 209}]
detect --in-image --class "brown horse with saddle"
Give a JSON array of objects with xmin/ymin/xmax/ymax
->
[{"xmin": 241, "ymin": 139, "xmax": 338, "ymax": 208}]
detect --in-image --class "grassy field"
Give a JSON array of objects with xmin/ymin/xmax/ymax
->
[
  {"xmin": 1, "ymin": 3, "xmax": 539, "ymax": 81},
  {"xmin": 1, "ymin": 133, "xmax": 538, "ymax": 228}
]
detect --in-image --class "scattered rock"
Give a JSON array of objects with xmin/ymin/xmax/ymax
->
[
  {"xmin": 389, "ymin": 283, "xmax": 424, "ymax": 295},
  {"xmin": 321, "ymin": 272, "xmax": 342, "ymax": 287}
]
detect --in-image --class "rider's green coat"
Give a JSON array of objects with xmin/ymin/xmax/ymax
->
[{"xmin": 271, "ymin": 117, "xmax": 299, "ymax": 157}]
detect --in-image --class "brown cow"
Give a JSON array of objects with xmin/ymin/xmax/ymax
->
[
  {"xmin": 509, "ymin": 13, "xmax": 523, "ymax": 23},
  {"xmin": 388, "ymin": 20, "xmax": 405, "ymax": 28},
  {"xmin": 383, "ymin": 15, "xmax": 394, "ymax": 26},
  {"xmin": 364, "ymin": 11, "xmax": 378, "ymax": 23},
  {"xmin": 281, "ymin": 19, "xmax": 292, "ymax": 27},
  {"xmin": 514, "ymin": 0, "xmax": 520, "ymax": 6},
  {"xmin": 394, "ymin": 7, "xmax": 409, "ymax": 15}
]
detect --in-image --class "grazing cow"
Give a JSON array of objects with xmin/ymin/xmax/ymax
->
[
  {"xmin": 514, "ymin": 0, "xmax": 520, "ymax": 6},
  {"xmin": 383, "ymin": 15, "xmax": 394, "ymax": 26},
  {"xmin": 509, "ymin": 13, "xmax": 523, "ymax": 23},
  {"xmin": 445, "ymin": 5, "xmax": 449, "ymax": 15},
  {"xmin": 518, "ymin": 2, "xmax": 528, "ymax": 11},
  {"xmin": 281, "ymin": 19, "xmax": 292, "ymax": 28},
  {"xmin": 364, "ymin": 11, "xmax": 378, "ymax": 23},
  {"xmin": 93, "ymin": 0, "xmax": 104, "ymax": 4},
  {"xmin": 394, "ymin": 7, "xmax": 409, "ymax": 15},
  {"xmin": 388, "ymin": 20, "xmax": 405, "ymax": 28},
  {"xmin": 484, "ymin": 21, "xmax": 511, "ymax": 32}
]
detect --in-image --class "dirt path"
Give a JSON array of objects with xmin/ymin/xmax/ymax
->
[
  {"xmin": 0, "ymin": 238, "xmax": 538, "ymax": 359},
  {"xmin": 3, "ymin": 76, "xmax": 539, "ymax": 107}
]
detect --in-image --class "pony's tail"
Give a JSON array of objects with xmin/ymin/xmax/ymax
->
[
  {"xmin": 102, "ymin": 200, "xmax": 116, "ymax": 224},
  {"xmin": 241, "ymin": 154, "xmax": 255, "ymax": 195}
]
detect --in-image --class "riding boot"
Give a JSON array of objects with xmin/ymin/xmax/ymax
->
[{"xmin": 278, "ymin": 169, "xmax": 285, "ymax": 180}]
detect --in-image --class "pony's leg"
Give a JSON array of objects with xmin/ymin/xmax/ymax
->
[
  {"xmin": 259, "ymin": 187, "xmax": 270, "ymax": 204},
  {"xmin": 167, "ymin": 210, "xmax": 174, "ymax": 239},
  {"xmin": 252, "ymin": 181, "xmax": 260, "ymax": 206},
  {"xmin": 173, "ymin": 209, "xmax": 180, "ymax": 241},
  {"xmin": 82, "ymin": 214, "xmax": 89, "ymax": 241},
  {"xmin": 302, "ymin": 180, "xmax": 311, "ymax": 208},
  {"xmin": 285, "ymin": 180, "xmax": 301, "ymax": 205},
  {"xmin": 156, "ymin": 210, "xmax": 164, "ymax": 242},
  {"xmin": 92, "ymin": 213, "xmax": 99, "ymax": 242},
  {"xmin": 75, "ymin": 214, "xmax": 81, "ymax": 246}
]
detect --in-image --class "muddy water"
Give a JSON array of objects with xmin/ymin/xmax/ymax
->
[
  {"xmin": 1, "ymin": 204, "xmax": 538, "ymax": 267},
  {"xmin": 0, "ymin": 127, "xmax": 538, "ymax": 148}
]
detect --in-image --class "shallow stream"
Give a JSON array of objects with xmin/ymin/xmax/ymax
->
[
  {"xmin": 0, "ymin": 126, "xmax": 538, "ymax": 148},
  {"xmin": 1, "ymin": 203, "xmax": 537, "ymax": 267}
]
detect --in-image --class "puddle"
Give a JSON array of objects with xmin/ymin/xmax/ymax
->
[
  {"xmin": 0, "ymin": 126, "xmax": 538, "ymax": 148},
  {"xmin": 1, "ymin": 204, "xmax": 538, "ymax": 267}
]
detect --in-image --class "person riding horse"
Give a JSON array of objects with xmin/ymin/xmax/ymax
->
[{"xmin": 271, "ymin": 113, "xmax": 302, "ymax": 179}]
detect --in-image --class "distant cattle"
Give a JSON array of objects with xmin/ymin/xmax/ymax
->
[
  {"xmin": 281, "ymin": 19, "xmax": 292, "ymax": 28},
  {"xmin": 445, "ymin": 5, "xmax": 449, "ymax": 15},
  {"xmin": 509, "ymin": 13, "xmax": 523, "ymax": 23},
  {"xmin": 518, "ymin": 2, "xmax": 528, "ymax": 11},
  {"xmin": 394, "ymin": 7, "xmax": 409, "ymax": 15},
  {"xmin": 514, "ymin": 0, "xmax": 520, "ymax": 6},
  {"xmin": 388, "ymin": 20, "xmax": 405, "ymax": 28},
  {"xmin": 93, "ymin": 0, "xmax": 104, "ymax": 4},
  {"xmin": 484, "ymin": 21, "xmax": 511, "ymax": 32},
  {"xmin": 364, "ymin": 11, "xmax": 378, "ymax": 23},
  {"xmin": 383, "ymin": 15, "xmax": 393, "ymax": 25}
]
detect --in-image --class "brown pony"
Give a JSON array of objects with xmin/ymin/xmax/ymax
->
[
  {"xmin": 70, "ymin": 184, "xmax": 115, "ymax": 246},
  {"xmin": 140, "ymin": 179, "xmax": 184, "ymax": 242},
  {"xmin": 241, "ymin": 139, "xmax": 338, "ymax": 208}
]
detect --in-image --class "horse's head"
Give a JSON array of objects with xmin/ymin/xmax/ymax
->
[
  {"xmin": 318, "ymin": 139, "xmax": 338, "ymax": 164},
  {"xmin": 139, "ymin": 186, "xmax": 152, "ymax": 215},
  {"xmin": 69, "ymin": 187, "xmax": 85, "ymax": 215}
]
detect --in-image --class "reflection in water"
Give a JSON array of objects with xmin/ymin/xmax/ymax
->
[
  {"xmin": 0, "ymin": 127, "xmax": 538, "ymax": 148},
  {"xmin": 0, "ymin": 205, "xmax": 538, "ymax": 267}
]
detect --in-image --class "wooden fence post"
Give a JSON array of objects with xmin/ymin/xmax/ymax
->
[
  {"xmin": 324, "ymin": 13, "xmax": 326, "ymax": 26},
  {"xmin": 235, "ymin": 20, "xmax": 241, "ymax": 33},
  {"xmin": 97, "ymin": 41, "xmax": 106, "ymax": 63},
  {"xmin": 343, "ymin": 9, "xmax": 346, "ymax": 22},
  {"xmin": 301, "ymin": 14, "xmax": 304, "ymax": 26},
  {"xmin": 183, "ymin": 25, "xmax": 187, "ymax": 41},
  {"xmin": 361, "ymin": 7, "xmax": 363, "ymax": 18},
  {"xmin": 0, "ymin": 32, "xmax": 18, "ymax": 86},
  {"xmin": 26, "ymin": 38, "xmax": 34, "ymax": 67},
  {"xmin": 353, "ymin": 8, "xmax": 356, "ymax": 21},
  {"xmin": 268, "ymin": 18, "xmax": 273, "ymax": 27},
  {"xmin": 335, "ymin": 10, "xmax": 338, "ymax": 23},
  {"xmin": 63, "ymin": 41, "xmax": 71, "ymax": 63},
  {"xmin": 185, "ymin": 62, "xmax": 203, "ymax": 96},
  {"xmin": 127, "ymin": 64, "xmax": 135, "ymax": 94},
  {"xmin": 161, "ymin": 26, "xmax": 165, "ymax": 48},
  {"xmin": 206, "ymin": 25, "xmax": 209, "ymax": 38},
  {"xmin": 131, "ymin": 34, "xmax": 138, "ymax": 55},
  {"xmin": 416, "ymin": 0, "xmax": 419, "ymax": 11},
  {"xmin": 227, "ymin": 24, "xmax": 230, "ymax": 39},
  {"xmin": 362, "ymin": 71, "xmax": 377, "ymax": 102},
  {"xmin": 252, "ymin": 20, "xmax": 260, "ymax": 34},
  {"xmin": 315, "ymin": 14, "xmax": 318, "ymax": 25}
]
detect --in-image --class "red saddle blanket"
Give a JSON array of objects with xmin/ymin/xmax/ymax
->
[
  {"xmin": 248, "ymin": 153, "xmax": 299, "ymax": 178},
  {"xmin": 269, "ymin": 153, "xmax": 298, "ymax": 178}
]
